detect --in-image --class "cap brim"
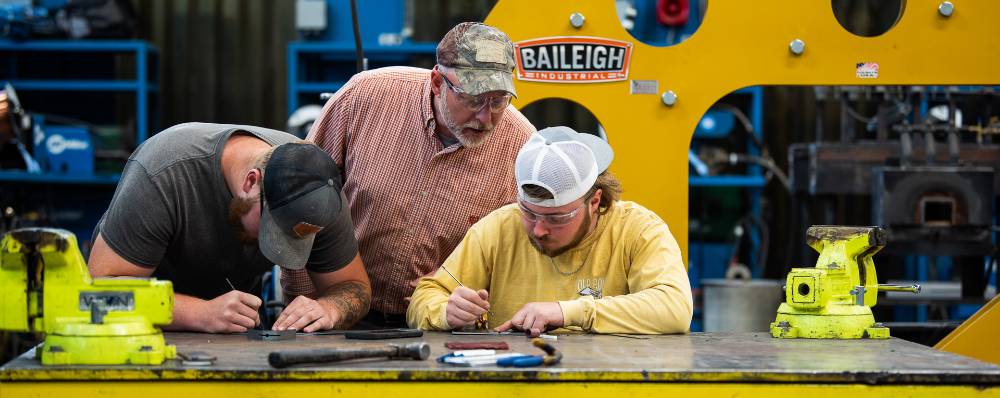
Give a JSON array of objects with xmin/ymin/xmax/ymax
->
[
  {"xmin": 259, "ymin": 203, "xmax": 314, "ymax": 270},
  {"xmin": 455, "ymin": 68, "xmax": 517, "ymax": 97}
]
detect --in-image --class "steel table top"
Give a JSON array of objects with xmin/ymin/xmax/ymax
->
[{"xmin": 3, "ymin": 332, "xmax": 999, "ymax": 384}]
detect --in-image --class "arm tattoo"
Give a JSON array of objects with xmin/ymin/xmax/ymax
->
[{"xmin": 319, "ymin": 280, "xmax": 371, "ymax": 329}]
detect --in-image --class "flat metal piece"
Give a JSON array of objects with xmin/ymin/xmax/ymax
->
[
  {"xmin": 246, "ymin": 329, "xmax": 296, "ymax": 341},
  {"xmin": 177, "ymin": 351, "xmax": 216, "ymax": 366},
  {"xmin": 344, "ymin": 329, "xmax": 423, "ymax": 340},
  {"xmin": 606, "ymin": 333, "xmax": 652, "ymax": 340}
]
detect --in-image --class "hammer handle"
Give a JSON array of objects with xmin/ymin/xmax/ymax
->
[{"xmin": 269, "ymin": 347, "xmax": 394, "ymax": 368}]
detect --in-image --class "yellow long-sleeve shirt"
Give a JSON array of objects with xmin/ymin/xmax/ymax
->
[{"xmin": 406, "ymin": 201, "xmax": 693, "ymax": 334}]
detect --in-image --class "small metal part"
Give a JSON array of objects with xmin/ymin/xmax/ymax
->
[
  {"xmin": 178, "ymin": 351, "xmax": 217, "ymax": 366},
  {"xmin": 247, "ymin": 329, "xmax": 296, "ymax": 341},
  {"xmin": 938, "ymin": 1, "xmax": 954, "ymax": 17},
  {"xmin": 225, "ymin": 277, "xmax": 236, "ymax": 291},
  {"xmin": 451, "ymin": 330, "xmax": 515, "ymax": 336},
  {"xmin": 660, "ymin": 90, "xmax": 677, "ymax": 106},
  {"xmin": 849, "ymin": 286, "xmax": 866, "ymax": 306},
  {"xmin": 450, "ymin": 330, "xmax": 558, "ymax": 340},
  {"xmin": 789, "ymin": 39, "xmax": 805, "ymax": 55},
  {"xmin": 607, "ymin": 333, "xmax": 652, "ymax": 340},
  {"xmin": 569, "ymin": 12, "xmax": 586, "ymax": 28}
]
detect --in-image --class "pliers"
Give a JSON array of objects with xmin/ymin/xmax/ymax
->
[{"xmin": 496, "ymin": 338, "xmax": 562, "ymax": 367}]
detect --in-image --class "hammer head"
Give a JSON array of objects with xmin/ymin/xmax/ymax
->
[{"xmin": 390, "ymin": 342, "xmax": 430, "ymax": 360}]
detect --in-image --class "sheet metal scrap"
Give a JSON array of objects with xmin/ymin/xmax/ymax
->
[
  {"xmin": 177, "ymin": 351, "xmax": 217, "ymax": 366},
  {"xmin": 247, "ymin": 329, "xmax": 296, "ymax": 341}
]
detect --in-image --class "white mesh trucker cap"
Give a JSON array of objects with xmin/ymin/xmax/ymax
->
[{"xmin": 515, "ymin": 126, "xmax": 614, "ymax": 208}]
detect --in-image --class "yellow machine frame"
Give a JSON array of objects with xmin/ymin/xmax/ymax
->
[
  {"xmin": 487, "ymin": 0, "xmax": 1000, "ymax": 362},
  {"xmin": 486, "ymin": 0, "xmax": 1000, "ymax": 265}
]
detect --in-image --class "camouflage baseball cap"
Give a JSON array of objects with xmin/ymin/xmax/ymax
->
[{"xmin": 437, "ymin": 22, "xmax": 517, "ymax": 97}]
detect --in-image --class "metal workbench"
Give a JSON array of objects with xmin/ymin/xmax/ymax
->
[{"xmin": 2, "ymin": 332, "xmax": 999, "ymax": 397}]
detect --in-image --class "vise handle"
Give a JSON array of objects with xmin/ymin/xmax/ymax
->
[{"xmin": 878, "ymin": 284, "xmax": 922, "ymax": 294}]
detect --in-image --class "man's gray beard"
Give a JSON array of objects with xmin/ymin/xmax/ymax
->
[{"xmin": 438, "ymin": 90, "xmax": 492, "ymax": 148}]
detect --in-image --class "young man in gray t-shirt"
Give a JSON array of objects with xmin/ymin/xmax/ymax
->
[{"xmin": 88, "ymin": 122, "xmax": 370, "ymax": 333}]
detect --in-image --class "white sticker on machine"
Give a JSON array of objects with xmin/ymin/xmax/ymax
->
[
  {"xmin": 629, "ymin": 80, "xmax": 658, "ymax": 95},
  {"xmin": 856, "ymin": 62, "xmax": 879, "ymax": 79}
]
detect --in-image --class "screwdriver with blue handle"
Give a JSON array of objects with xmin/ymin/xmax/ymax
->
[{"xmin": 496, "ymin": 338, "xmax": 563, "ymax": 367}]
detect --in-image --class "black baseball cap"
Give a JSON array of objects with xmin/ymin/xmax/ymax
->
[{"xmin": 258, "ymin": 142, "xmax": 342, "ymax": 269}]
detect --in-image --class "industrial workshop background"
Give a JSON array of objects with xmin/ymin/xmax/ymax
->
[{"xmin": 1, "ymin": 0, "xmax": 997, "ymax": 365}]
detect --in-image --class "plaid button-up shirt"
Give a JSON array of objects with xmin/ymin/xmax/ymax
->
[{"xmin": 285, "ymin": 66, "xmax": 535, "ymax": 315}]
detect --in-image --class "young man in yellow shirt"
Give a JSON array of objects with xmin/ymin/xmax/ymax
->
[{"xmin": 407, "ymin": 126, "xmax": 693, "ymax": 336}]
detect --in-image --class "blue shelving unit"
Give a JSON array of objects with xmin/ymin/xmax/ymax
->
[
  {"xmin": 286, "ymin": 0, "xmax": 438, "ymax": 118},
  {"xmin": 286, "ymin": 41, "xmax": 436, "ymax": 116},
  {"xmin": 0, "ymin": 39, "xmax": 158, "ymax": 185}
]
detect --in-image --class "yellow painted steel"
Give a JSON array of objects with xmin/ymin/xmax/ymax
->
[
  {"xmin": 936, "ymin": 292, "xmax": 1000, "ymax": 365},
  {"xmin": 1, "ymin": 381, "xmax": 998, "ymax": 398},
  {"xmin": 485, "ymin": 0, "xmax": 1000, "ymax": 266},
  {"xmin": 0, "ymin": 228, "xmax": 176, "ymax": 365},
  {"xmin": 770, "ymin": 226, "xmax": 888, "ymax": 339}
]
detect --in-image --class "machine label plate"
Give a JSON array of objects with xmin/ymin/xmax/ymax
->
[
  {"xmin": 630, "ymin": 80, "xmax": 658, "ymax": 94},
  {"xmin": 79, "ymin": 292, "xmax": 135, "ymax": 311},
  {"xmin": 514, "ymin": 36, "xmax": 632, "ymax": 83},
  {"xmin": 856, "ymin": 62, "xmax": 879, "ymax": 79}
]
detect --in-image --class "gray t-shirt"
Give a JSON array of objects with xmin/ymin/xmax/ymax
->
[{"xmin": 95, "ymin": 122, "xmax": 358, "ymax": 300}]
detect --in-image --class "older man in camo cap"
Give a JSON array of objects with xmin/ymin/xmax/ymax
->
[{"xmin": 290, "ymin": 22, "xmax": 537, "ymax": 328}]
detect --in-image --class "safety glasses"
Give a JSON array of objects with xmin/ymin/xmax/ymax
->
[{"xmin": 440, "ymin": 73, "xmax": 512, "ymax": 113}]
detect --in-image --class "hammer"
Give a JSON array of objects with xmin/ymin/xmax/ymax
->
[{"xmin": 268, "ymin": 342, "xmax": 430, "ymax": 368}]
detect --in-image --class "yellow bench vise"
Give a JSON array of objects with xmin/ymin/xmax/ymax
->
[
  {"xmin": 0, "ymin": 228, "xmax": 176, "ymax": 365},
  {"xmin": 770, "ymin": 226, "xmax": 920, "ymax": 339}
]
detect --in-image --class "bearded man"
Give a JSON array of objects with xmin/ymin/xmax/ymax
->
[
  {"xmin": 89, "ymin": 123, "xmax": 370, "ymax": 333},
  {"xmin": 290, "ymin": 22, "xmax": 536, "ymax": 328},
  {"xmin": 408, "ymin": 126, "xmax": 693, "ymax": 336}
]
